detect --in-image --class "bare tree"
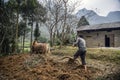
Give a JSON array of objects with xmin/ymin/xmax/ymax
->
[
  {"xmin": 42, "ymin": 0, "xmax": 63, "ymax": 46},
  {"xmin": 58, "ymin": 0, "xmax": 81, "ymax": 46},
  {"xmin": 41, "ymin": 0, "xmax": 81, "ymax": 46}
]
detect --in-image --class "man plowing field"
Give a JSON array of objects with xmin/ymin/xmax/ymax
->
[{"xmin": 73, "ymin": 35, "xmax": 87, "ymax": 71}]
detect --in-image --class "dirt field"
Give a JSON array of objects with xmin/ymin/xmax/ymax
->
[{"xmin": 0, "ymin": 47, "xmax": 120, "ymax": 80}]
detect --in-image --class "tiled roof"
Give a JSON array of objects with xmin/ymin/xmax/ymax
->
[{"xmin": 77, "ymin": 22, "xmax": 120, "ymax": 31}]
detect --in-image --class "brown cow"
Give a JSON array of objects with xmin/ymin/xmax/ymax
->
[{"xmin": 31, "ymin": 41, "xmax": 50, "ymax": 55}]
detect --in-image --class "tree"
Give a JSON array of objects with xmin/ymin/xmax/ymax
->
[
  {"xmin": 18, "ymin": 21, "xmax": 30, "ymax": 53},
  {"xmin": 0, "ymin": 0, "xmax": 23, "ymax": 54},
  {"xmin": 56, "ymin": 0, "xmax": 79, "ymax": 46},
  {"xmin": 41, "ymin": 0, "xmax": 80, "ymax": 47},
  {"xmin": 42, "ymin": 0, "xmax": 63, "ymax": 47},
  {"xmin": 19, "ymin": 0, "xmax": 46, "ymax": 52},
  {"xmin": 7, "ymin": 0, "xmax": 23, "ymax": 52},
  {"xmin": 0, "ymin": 0, "xmax": 46, "ymax": 54},
  {"xmin": 26, "ymin": 0, "xmax": 46, "ymax": 52},
  {"xmin": 0, "ymin": 0, "xmax": 16, "ymax": 54},
  {"xmin": 61, "ymin": 0, "xmax": 68, "ymax": 46},
  {"xmin": 15, "ymin": 0, "xmax": 22, "ymax": 53},
  {"xmin": 77, "ymin": 16, "xmax": 89, "ymax": 27},
  {"xmin": 20, "ymin": 0, "xmax": 31, "ymax": 53},
  {"xmin": 34, "ymin": 22, "xmax": 40, "ymax": 41}
]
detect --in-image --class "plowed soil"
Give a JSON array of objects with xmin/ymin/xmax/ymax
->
[{"xmin": 0, "ymin": 53, "xmax": 103, "ymax": 80}]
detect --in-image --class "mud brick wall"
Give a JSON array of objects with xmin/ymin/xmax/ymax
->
[{"xmin": 77, "ymin": 30, "xmax": 120, "ymax": 48}]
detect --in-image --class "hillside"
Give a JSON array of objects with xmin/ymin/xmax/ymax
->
[{"xmin": 76, "ymin": 8, "xmax": 120, "ymax": 25}]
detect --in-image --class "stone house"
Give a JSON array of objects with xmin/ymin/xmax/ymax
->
[{"xmin": 77, "ymin": 22, "xmax": 120, "ymax": 47}]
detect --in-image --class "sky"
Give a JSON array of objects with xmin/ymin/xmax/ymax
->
[{"xmin": 69, "ymin": 0, "xmax": 120, "ymax": 16}]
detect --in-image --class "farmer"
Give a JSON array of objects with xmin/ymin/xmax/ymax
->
[{"xmin": 73, "ymin": 35, "xmax": 87, "ymax": 71}]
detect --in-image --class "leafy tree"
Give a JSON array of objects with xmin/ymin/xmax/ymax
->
[
  {"xmin": 0, "ymin": 0, "xmax": 46, "ymax": 54},
  {"xmin": 18, "ymin": 21, "xmax": 30, "ymax": 53},
  {"xmin": 25, "ymin": 0, "xmax": 46, "ymax": 52},
  {"xmin": 34, "ymin": 22, "xmax": 40, "ymax": 41},
  {"xmin": 77, "ymin": 16, "xmax": 89, "ymax": 27},
  {"xmin": 0, "ymin": 0, "xmax": 16, "ymax": 54},
  {"xmin": 7, "ymin": 0, "xmax": 24, "ymax": 52},
  {"xmin": 14, "ymin": 0, "xmax": 46, "ymax": 52}
]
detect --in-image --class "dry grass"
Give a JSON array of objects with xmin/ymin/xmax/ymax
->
[
  {"xmin": 87, "ymin": 48, "xmax": 120, "ymax": 64},
  {"xmin": 52, "ymin": 46, "xmax": 120, "ymax": 64}
]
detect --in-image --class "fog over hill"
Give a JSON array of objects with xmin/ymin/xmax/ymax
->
[{"xmin": 76, "ymin": 8, "xmax": 120, "ymax": 25}]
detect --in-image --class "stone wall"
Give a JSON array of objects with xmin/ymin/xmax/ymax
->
[
  {"xmin": 114, "ymin": 30, "xmax": 120, "ymax": 47},
  {"xmin": 77, "ymin": 30, "xmax": 120, "ymax": 48}
]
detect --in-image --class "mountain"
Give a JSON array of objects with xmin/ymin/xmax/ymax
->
[
  {"xmin": 107, "ymin": 11, "xmax": 120, "ymax": 22},
  {"xmin": 76, "ymin": 8, "xmax": 120, "ymax": 25}
]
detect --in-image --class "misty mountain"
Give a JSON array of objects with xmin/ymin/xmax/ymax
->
[{"xmin": 76, "ymin": 8, "xmax": 120, "ymax": 25}]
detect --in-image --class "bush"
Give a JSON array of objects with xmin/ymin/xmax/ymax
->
[{"xmin": 38, "ymin": 36, "xmax": 48, "ymax": 43}]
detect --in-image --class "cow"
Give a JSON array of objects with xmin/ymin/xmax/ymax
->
[{"xmin": 31, "ymin": 40, "xmax": 50, "ymax": 55}]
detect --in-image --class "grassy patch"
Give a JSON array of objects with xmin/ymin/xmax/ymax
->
[
  {"xmin": 51, "ymin": 46, "xmax": 77, "ymax": 56},
  {"xmin": 87, "ymin": 48, "xmax": 120, "ymax": 64},
  {"xmin": 52, "ymin": 46, "xmax": 120, "ymax": 65},
  {"xmin": 18, "ymin": 42, "xmax": 30, "ymax": 52}
]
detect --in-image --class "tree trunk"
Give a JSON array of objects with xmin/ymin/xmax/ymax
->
[
  {"xmin": 50, "ymin": 30, "xmax": 53, "ymax": 47},
  {"xmin": 21, "ymin": 36, "xmax": 23, "ymax": 52},
  {"xmin": 23, "ymin": 29, "xmax": 26, "ymax": 53},
  {"xmin": 61, "ymin": 1, "xmax": 67, "ymax": 46},
  {"xmin": 30, "ymin": 16, "xmax": 33, "ymax": 53},
  {"xmin": 15, "ymin": 7, "xmax": 19, "ymax": 53},
  {"xmin": 23, "ymin": 18, "xmax": 27, "ymax": 53}
]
